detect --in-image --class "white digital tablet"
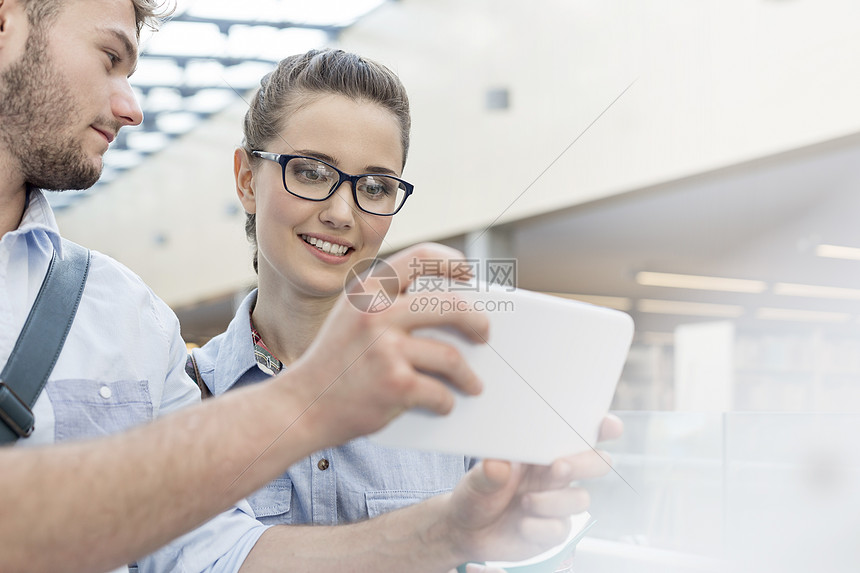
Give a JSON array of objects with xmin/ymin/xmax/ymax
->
[{"xmin": 370, "ymin": 281, "xmax": 634, "ymax": 465}]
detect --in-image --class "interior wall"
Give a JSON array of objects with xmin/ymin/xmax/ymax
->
[{"xmin": 343, "ymin": 0, "xmax": 860, "ymax": 252}]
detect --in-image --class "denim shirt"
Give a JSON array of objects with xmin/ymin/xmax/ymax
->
[
  {"xmin": 192, "ymin": 290, "xmax": 475, "ymax": 526},
  {"xmin": 1, "ymin": 190, "xmax": 267, "ymax": 572}
]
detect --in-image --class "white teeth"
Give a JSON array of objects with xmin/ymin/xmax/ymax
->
[{"xmin": 302, "ymin": 235, "xmax": 349, "ymax": 256}]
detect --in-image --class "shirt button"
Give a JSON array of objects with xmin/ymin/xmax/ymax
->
[
  {"xmin": 317, "ymin": 458, "xmax": 330, "ymax": 471},
  {"xmin": 99, "ymin": 386, "xmax": 112, "ymax": 399}
]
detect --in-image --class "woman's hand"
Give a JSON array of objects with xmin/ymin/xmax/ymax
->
[{"xmin": 440, "ymin": 414, "xmax": 623, "ymax": 566}]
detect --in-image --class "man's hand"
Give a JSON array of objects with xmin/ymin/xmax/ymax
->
[
  {"xmin": 442, "ymin": 414, "xmax": 624, "ymax": 566},
  {"xmin": 285, "ymin": 243, "xmax": 490, "ymax": 448}
]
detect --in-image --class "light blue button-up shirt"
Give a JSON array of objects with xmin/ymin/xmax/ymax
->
[
  {"xmin": 1, "ymin": 190, "xmax": 268, "ymax": 572},
  {"xmin": 192, "ymin": 290, "xmax": 476, "ymax": 526}
]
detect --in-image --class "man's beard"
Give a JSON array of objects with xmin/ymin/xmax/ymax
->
[{"xmin": 0, "ymin": 30, "xmax": 103, "ymax": 191}]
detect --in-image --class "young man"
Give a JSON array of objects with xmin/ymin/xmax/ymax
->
[{"xmin": 0, "ymin": 1, "xmax": 621, "ymax": 572}]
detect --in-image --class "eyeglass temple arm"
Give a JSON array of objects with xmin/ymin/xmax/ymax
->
[{"xmin": 251, "ymin": 151, "xmax": 282, "ymax": 162}]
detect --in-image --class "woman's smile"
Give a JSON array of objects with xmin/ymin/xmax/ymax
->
[{"xmin": 300, "ymin": 233, "xmax": 353, "ymax": 258}]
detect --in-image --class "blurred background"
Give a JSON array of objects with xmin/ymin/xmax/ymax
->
[{"xmin": 53, "ymin": 0, "xmax": 860, "ymax": 570}]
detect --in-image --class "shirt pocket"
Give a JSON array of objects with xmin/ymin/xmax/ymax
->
[
  {"xmin": 46, "ymin": 379, "xmax": 153, "ymax": 442},
  {"xmin": 364, "ymin": 489, "xmax": 451, "ymax": 519},
  {"xmin": 247, "ymin": 477, "xmax": 293, "ymax": 526}
]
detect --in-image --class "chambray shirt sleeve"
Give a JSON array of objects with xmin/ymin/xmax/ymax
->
[
  {"xmin": 134, "ymin": 501, "xmax": 269, "ymax": 573},
  {"xmin": 134, "ymin": 293, "xmax": 271, "ymax": 572},
  {"xmin": 149, "ymin": 292, "xmax": 207, "ymax": 416}
]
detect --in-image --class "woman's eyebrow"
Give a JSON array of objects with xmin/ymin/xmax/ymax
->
[
  {"xmin": 363, "ymin": 165, "xmax": 398, "ymax": 176},
  {"xmin": 293, "ymin": 150, "xmax": 337, "ymax": 164},
  {"xmin": 293, "ymin": 150, "xmax": 398, "ymax": 175}
]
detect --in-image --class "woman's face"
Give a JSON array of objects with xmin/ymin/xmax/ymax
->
[{"xmin": 238, "ymin": 93, "xmax": 404, "ymax": 301}]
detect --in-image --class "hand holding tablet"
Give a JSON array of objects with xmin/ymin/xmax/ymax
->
[{"xmin": 371, "ymin": 281, "xmax": 634, "ymax": 465}]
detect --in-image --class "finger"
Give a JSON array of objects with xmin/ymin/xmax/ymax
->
[
  {"xmin": 516, "ymin": 515, "xmax": 571, "ymax": 550},
  {"xmin": 522, "ymin": 450, "xmax": 613, "ymax": 492},
  {"xmin": 403, "ymin": 336, "xmax": 483, "ymax": 396},
  {"xmin": 514, "ymin": 458, "xmax": 577, "ymax": 493},
  {"xmin": 405, "ymin": 370, "xmax": 465, "ymax": 415},
  {"xmin": 385, "ymin": 243, "xmax": 474, "ymax": 289},
  {"xmin": 397, "ymin": 291, "xmax": 490, "ymax": 342},
  {"xmin": 597, "ymin": 413, "xmax": 624, "ymax": 442},
  {"xmin": 558, "ymin": 449, "xmax": 614, "ymax": 481},
  {"xmin": 470, "ymin": 460, "xmax": 517, "ymax": 494},
  {"xmin": 522, "ymin": 486, "xmax": 591, "ymax": 518}
]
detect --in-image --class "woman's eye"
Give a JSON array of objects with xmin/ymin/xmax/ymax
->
[
  {"xmin": 294, "ymin": 165, "xmax": 331, "ymax": 183},
  {"xmin": 306, "ymin": 169, "xmax": 327, "ymax": 181},
  {"xmin": 361, "ymin": 178, "xmax": 393, "ymax": 198}
]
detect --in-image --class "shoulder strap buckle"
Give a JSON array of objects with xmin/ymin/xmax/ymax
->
[{"xmin": 0, "ymin": 381, "xmax": 35, "ymax": 438}]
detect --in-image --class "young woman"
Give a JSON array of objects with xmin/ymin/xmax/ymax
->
[
  {"xmin": 189, "ymin": 48, "xmax": 476, "ymax": 527},
  {"xmin": 188, "ymin": 53, "xmax": 622, "ymax": 573}
]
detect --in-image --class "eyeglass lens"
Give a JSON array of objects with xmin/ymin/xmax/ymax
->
[{"xmin": 284, "ymin": 157, "xmax": 407, "ymax": 215}]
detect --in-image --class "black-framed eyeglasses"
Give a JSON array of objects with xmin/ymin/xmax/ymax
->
[{"xmin": 252, "ymin": 151, "xmax": 414, "ymax": 216}]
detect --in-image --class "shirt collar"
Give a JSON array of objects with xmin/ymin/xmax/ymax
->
[
  {"xmin": 210, "ymin": 289, "xmax": 262, "ymax": 396},
  {"xmin": 13, "ymin": 188, "xmax": 64, "ymax": 256}
]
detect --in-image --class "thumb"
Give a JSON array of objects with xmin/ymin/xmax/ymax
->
[{"xmin": 472, "ymin": 460, "xmax": 518, "ymax": 494}]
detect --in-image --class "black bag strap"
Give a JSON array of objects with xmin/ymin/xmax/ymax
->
[
  {"xmin": 0, "ymin": 239, "xmax": 90, "ymax": 444},
  {"xmin": 185, "ymin": 352, "xmax": 212, "ymax": 400}
]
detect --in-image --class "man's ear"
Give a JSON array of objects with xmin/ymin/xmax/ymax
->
[
  {"xmin": 234, "ymin": 148, "xmax": 257, "ymax": 215},
  {"xmin": 0, "ymin": 0, "xmax": 26, "ymax": 52}
]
